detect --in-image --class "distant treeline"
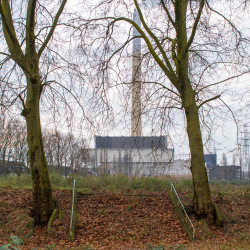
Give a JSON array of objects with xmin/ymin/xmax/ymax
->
[{"xmin": 0, "ymin": 117, "xmax": 90, "ymax": 176}]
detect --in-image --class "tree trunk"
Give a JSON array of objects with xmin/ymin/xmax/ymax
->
[
  {"xmin": 2, "ymin": 150, "xmax": 7, "ymax": 175},
  {"xmin": 183, "ymin": 87, "xmax": 215, "ymax": 223},
  {"xmin": 22, "ymin": 73, "xmax": 54, "ymax": 225},
  {"xmin": 0, "ymin": 0, "xmax": 68, "ymax": 225}
]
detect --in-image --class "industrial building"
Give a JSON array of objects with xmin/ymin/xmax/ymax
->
[
  {"xmin": 88, "ymin": 9, "xmax": 181, "ymax": 177},
  {"xmin": 88, "ymin": 136, "xmax": 195, "ymax": 177},
  {"xmin": 205, "ymin": 154, "xmax": 241, "ymax": 180},
  {"xmin": 87, "ymin": 9, "xmax": 193, "ymax": 178},
  {"xmin": 89, "ymin": 136, "xmax": 174, "ymax": 176}
]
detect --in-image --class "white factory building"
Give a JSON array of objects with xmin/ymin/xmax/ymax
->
[
  {"xmin": 89, "ymin": 136, "xmax": 191, "ymax": 177},
  {"xmin": 87, "ymin": 10, "xmax": 192, "ymax": 178}
]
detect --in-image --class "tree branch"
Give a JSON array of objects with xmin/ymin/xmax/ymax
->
[
  {"xmin": 42, "ymin": 80, "xmax": 94, "ymax": 127},
  {"xmin": 170, "ymin": 0, "xmax": 175, "ymax": 6},
  {"xmin": 198, "ymin": 94, "xmax": 221, "ymax": 109},
  {"xmin": 183, "ymin": 0, "xmax": 205, "ymax": 55},
  {"xmin": 0, "ymin": 51, "xmax": 11, "ymax": 57},
  {"xmin": 38, "ymin": 0, "xmax": 68, "ymax": 58},
  {"xmin": 160, "ymin": 0, "xmax": 176, "ymax": 29},
  {"xmin": 26, "ymin": 0, "xmax": 36, "ymax": 54},
  {"xmin": 0, "ymin": 0, "xmax": 27, "ymax": 70},
  {"xmin": 196, "ymin": 70, "xmax": 250, "ymax": 95},
  {"xmin": 134, "ymin": 0, "xmax": 176, "ymax": 79},
  {"xmin": 219, "ymin": 97, "xmax": 239, "ymax": 135},
  {"xmin": 10, "ymin": 88, "xmax": 27, "ymax": 107},
  {"xmin": 107, "ymin": 16, "xmax": 177, "ymax": 85},
  {"xmin": 144, "ymin": 81, "xmax": 180, "ymax": 98},
  {"xmin": 19, "ymin": 94, "xmax": 25, "ymax": 109},
  {"xmin": 104, "ymin": 35, "xmax": 141, "ymax": 70},
  {"xmin": 205, "ymin": 0, "xmax": 246, "ymax": 40}
]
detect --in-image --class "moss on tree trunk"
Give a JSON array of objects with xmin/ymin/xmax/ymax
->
[
  {"xmin": 22, "ymin": 73, "xmax": 54, "ymax": 225},
  {"xmin": 174, "ymin": 0, "xmax": 215, "ymax": 223},
  {"xmin": 0, "ymin": 0, "xmax": 67, "ymax": 225},
  {"xmin": 183, "ymin": 86, "xmax": 215, "ymax": 223}
]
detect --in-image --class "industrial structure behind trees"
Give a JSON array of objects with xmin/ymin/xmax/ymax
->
[
  {"xmin": 131, "ymin": 9, "xmax": 142, "ymax": 137},
  {"xmin": 90, "ymin": 136, "xmax": 174, "ymax": 176},
  {"xmin": 1, "ymin": 0, "xmax": 250, "ymax": 227},
  {"xmin": 79, "ymin": 0, "xmax": 250, "ymax": 222}
]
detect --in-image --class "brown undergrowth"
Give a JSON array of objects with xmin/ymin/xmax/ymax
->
[{"xmin": 0, "ymin": 187, "xmax": 250, "ymax": 249}]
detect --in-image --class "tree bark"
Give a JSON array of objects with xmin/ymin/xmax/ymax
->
[
  {"xmin": 22, "ymin": 72, "xmax": 54, "ymax": 225},
  {"xmin": 174, "ymin": 0, "xmax": 215, "ymax": 223},
  {"xmin": 183, "ymin": 85, "xmax": 215, "ymax": 223},
  {"xmin": 0, "ymin": 0, "xmax": 67, "ymax": 225}
]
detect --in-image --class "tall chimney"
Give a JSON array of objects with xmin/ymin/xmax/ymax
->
[{"xmin": 131, "ymin": 9, "xmax": 142, "ymax": 137}]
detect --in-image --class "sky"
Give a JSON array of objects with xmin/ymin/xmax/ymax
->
[
  {"xmin": 75, "ymin": 0, "xmax": 250, "ymax": 166},
  {"xmin": 1, "ymin": 0, "xmax": 250, "ymax": 166},
  {"xmin": 37, "ymin": 0, "xmax": 250, "ymax": 165}
]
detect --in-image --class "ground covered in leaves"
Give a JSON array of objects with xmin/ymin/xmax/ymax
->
[
  {"xmin": 75, "ymin": 191, "xmax": 189, "ymax": 249},
  {"xmin": 0, "ymin": 186, "xmax": 250, "ymax": 249}
]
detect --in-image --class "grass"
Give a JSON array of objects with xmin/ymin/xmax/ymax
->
[
  {"xmin": 0, "ymin": 174, "xmax": 32, "ymax": 188},
  {"xmin": 209, "ymin": 179, "xmax": 250, "ymax": 200},
  {"xmin": 0, "ymin": 171, "xmax": 194, "ymax": 192},
  {"xmin": 1, "ymin": 172, "xmax": 250, "ymax": 195},
  {"xmin": 1, "ymin": 173, "xmax": 250, "ymax": 250}
]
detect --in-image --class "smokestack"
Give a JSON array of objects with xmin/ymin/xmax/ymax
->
[{"xmin": 131, "ymin": 9, "xmax": 142, "ymax": 137}]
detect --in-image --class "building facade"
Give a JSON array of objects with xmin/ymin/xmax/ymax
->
[{"xmin": 89, "ymin": 136, "xmax": 176, "ymax": 176}]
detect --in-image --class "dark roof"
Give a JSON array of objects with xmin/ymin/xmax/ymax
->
[{"xmin": 95, "ymin": 136, "xmax": 166, "ymax": 149}]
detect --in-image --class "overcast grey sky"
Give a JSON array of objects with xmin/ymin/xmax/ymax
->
[{"xmin": 1, "ymin": 0, "xmax": 250, "ymax": 165}]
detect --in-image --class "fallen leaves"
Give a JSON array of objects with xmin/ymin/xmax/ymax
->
[
  {"xmin": 1, "ymin": 187, "xmax": 250, "ymax": 249},
  {"xmin": 74, "ymin": 192, "xmax": 189, "ymax": 249}
]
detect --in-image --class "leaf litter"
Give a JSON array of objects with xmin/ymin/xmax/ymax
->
[{"xmin": 0, "ymin": 187, "xmax": 250, "ymax": 249}]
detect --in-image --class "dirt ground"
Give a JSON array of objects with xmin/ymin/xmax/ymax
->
[{"xmin": 0, "ymin": 187, "xmax": 250, "ymax": 249}]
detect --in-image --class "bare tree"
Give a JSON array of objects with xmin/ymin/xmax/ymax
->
[
  {"xmin": 0, "ymin": 0, "xmax": 68, "ymax": 224},
  {"xmin": 0, "ymin": 116, "xmax": 29, "ymax": 175},
  {"xmin": 43, "ymin": 128, "xmax": 90, "ymax": 176},
  {"xmin": 0, "ymin": 118, "xmax": 14, "ymax": 174},
  {"xmin": 75, "ymin": 0, "xmax": 250, "ymax": 222}
]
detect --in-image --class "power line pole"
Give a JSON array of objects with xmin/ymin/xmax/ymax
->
[{"xmin": 240, "ymin": 124, "xmax": 250, "ymax": 180}]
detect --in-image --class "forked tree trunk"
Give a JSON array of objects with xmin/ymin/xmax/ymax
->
[
  {"xmin": 183, "ymin": 86, "xmax": 215, "ymax": 223},
  {"xmin": 22, "ymin": 73, "xmax": 54, "ymax": 225}
]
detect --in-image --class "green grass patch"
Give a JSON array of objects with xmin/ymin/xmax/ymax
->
[
  {"xmin": 2, "ymin": 172, "xmax": 250, "ymax": 194},
  {"xmin": 209, "ymin": 180, "xmax": 250, "ymax": 199},
  {"xmin": 0, "ymin": 172, "xmax": 193, "ymax": 192},
  {"xmin": 0, "ymin": 174, "xmax": 32, "ymax": 188}
]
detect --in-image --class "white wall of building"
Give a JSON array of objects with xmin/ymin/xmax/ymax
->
[
  {"xmin": 169, "ymin": 159, "xmax": 191, "ymax": 177},
  {"xmin": 89, "ymin": 148, "xmax": 173, "ymax": 164},
  {"xmin": 89, "ymin": 148, "xmax": 192, "ymax": 177}
]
